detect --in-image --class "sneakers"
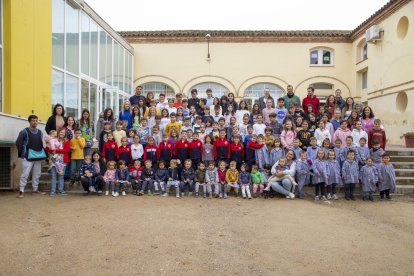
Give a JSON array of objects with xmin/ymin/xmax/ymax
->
[
  {"xmin": 18, "ymin": 191, "xmax": 24, "ymax": 198},
  {"xmin": 332, "ymin": 194, "xmax": 339, "ymax": 200},
  {"xmin": 369, "ymin": 194, "xmax": 374, "ymax": 201},
  {"xmin": 50, "ymin": 192, "xmax": 56, "ymax": 197},
  {"xmin": 263, "ymin": 186, "xmax": 270, "ymax": 192},
  {"xmin": 195, "ymin": 193, "xmax": 199, "ymax": 198},
  {"xmin": 138, "ymin": 191, "xmax": 144, "ymax": 196},
  {"xmin": 176, "ymin": 194, "xmax": 180, "ymax": 198},
  {"xmin": 326, "ymin": 193, "xmax": 332, "ymax": 200},
  {"xmin": 285, "ymin": 195, "xmax": 290, "ymax": 199},
  {"xmin": 111, "ymin": 191, "xmax": 115, "ymax": 196},
  {"xmin": 162, "ymin": 193, "xmax": 168, "ymax": 197},
  {"xmin": 32, "ymin": 190, "xmax": 46, "ymax": 195},
  {"xmin": 181, "ymin": 193, "xmax": 184, "ymax": 197},
  {"xmin": 289, "ymin": 193, "xmax": 295, "ymax": 200},
  {"xmin": 315, "ymin": 196, "xmax": 320, "ymax": 201},
  {"xmin": 243, "ymin": 195, "xmax": 247, "ymax": 199},
  {"xmin": 188, "ymin": 192, "xmax": 192, "ymax": 197},
  {"xmin": 113, "ymin": 192, "xmax": 119, "ymax": 197},
  {"xmin": 122, "ymin": 191, "xmax": 126, "ymax": 196},
  {"xmin": 147, "ymin": 191, "xmax": 153, "ymax": 196},
  {"xmin": 321, "ymin": 196, "xmax": 328, "ymax": 201},
  {"xmin": 89, "ymin": 186, "xmax": 95, "ymax": 192},
  {"xmin": 253, "ymin": 193, "xmax": 257, "ymax": 198},
  {"xmin": 386, "ymin": 196, "xmax": 393, "ymax": 201},
  {"xmin": 60, "ymin": 191, "xmax": 68, "ymax": 196},
  {"xmin": 105, "ymin": 191, "xmax": 109, "ymax": 196}
]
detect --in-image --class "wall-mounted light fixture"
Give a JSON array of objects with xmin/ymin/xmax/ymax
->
[{"xmin": 205, "ymin": 33, "xmax": 211, "ymax": 62}]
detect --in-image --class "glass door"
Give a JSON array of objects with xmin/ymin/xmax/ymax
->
[{"xmin": 100, "ymin": 86, "xmax": 118, "ymax": 116}]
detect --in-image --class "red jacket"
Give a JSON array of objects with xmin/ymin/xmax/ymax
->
[
  {"xmin": 247, "ymin": 141, "xmax": 265, "ymax": 150},
  {"xmin": 143, "ymin": 144, "xmax": 159, "ymax": 162},
  {"xmin": 189, "ymin": 139, "xmax": 203, "ymax": 159},
  {"xmin": 158, "ymin": 141, "xmax": 175, "ymax": 160},
  {"xmin": 230, "ymin": 142, "xmax": 244, "ymax": 161},
  {"xmin": 116, "ymin": 145, "xmax": 132, "ymax": 164},
  {"xmin": 102, "ymin": 140, "xmax": 118, "ymax": 160},
  {"xmin": 368, "ymin": 128, "xmax": 387, "ymax": 149},
  {"xmin": 218, "ymin": 168, "xmax": 227, "ymax": 182},
  {"xmin": 214, "ymin": 138, "xmax": 230, "ymax": 158},
  {"xmin": 45, "ymin": 139, "xmax": 71, "ymax": 164},
  {"xmin": 175, "ymin": 139, "xmax": 190, "ymax": 160},
  {"xmin": 302, "ymin": 95, "xmax": 320, "ymax": 115}
]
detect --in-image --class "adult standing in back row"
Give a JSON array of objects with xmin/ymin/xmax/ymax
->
[
  {"xmin": 282, "ymin": 85, "xmax": 301, "ymax": 110},
  {"xmin": 129, "ymin": 86, "xmax": 146, "ymax": 107},
  {"xmin": 259, "ymin": 88, "xmax": 275, "ymax": 110},
  {"xmin": 45, "ymin": 104, "xmax": 66, "ymax": 134},
  {"xmin": 15, "ymin": 115, "xmax": 47, "ymax": 198},
  {"xmin": 302, "ymin": 87, "xmax": 320, "ymax": 115}
]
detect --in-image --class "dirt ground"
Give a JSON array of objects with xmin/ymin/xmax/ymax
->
[{"xmin": 1, "ymin": 192, "xmax": 413, "ymax": 276}]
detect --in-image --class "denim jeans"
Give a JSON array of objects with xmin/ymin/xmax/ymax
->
[
  {"xmin": 50, "ymin": 166, "xmax": 65, "ymax": 194},
  {"xmin": 70, "ymin": 160, "xmax": 83, "ymax": 181},
  {"xmin": 344, "ymin": 183, "xmax": 356, "ymax": 199},
  {"xmin": 140, "ymin": 180, "xmax": 154, "ymax": 193},
  {"xmin": 166, "ymin": 180, "xmax": 180, "ymax": 195},
  {"xmin": 154, "ymin": 181, "xmax": 166, "ymax": 192},
  {"xmin": 180, "ymin": 180, "xmax": 193, "ymax": 194},
  {"xmin": 271, "ymin": 178, "xmax": 293, "ymax": 196}
]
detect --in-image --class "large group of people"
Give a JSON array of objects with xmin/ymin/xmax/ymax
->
[{"xmin": 15, "ymin": 85, "xmax": 395, "ymax": 201}]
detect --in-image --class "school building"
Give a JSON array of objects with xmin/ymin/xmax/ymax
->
[
  {"xmin": 120, "ymin": 0, "xmax": 414, "ymax": 146},
  {"xmin": 0, "ymin": 0, "xmax": 413, "ymax": 189}
]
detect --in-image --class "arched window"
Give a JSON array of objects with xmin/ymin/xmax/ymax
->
[
  {"xmin": 141, "ymin": 82, "xmax": 175, "ymax": 99},
  {"xmin": 243, "ymin": 83, "xmax": 284, "ymax": 108},
  {"xmin": 310, "ymin": 48, "xmax": 334, "ymax": 66},
  {"xmin": 189, "ymin": 82, "xmax": 229, "ymax": 98}
]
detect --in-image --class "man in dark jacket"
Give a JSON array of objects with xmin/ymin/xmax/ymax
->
[
  {"xmin": 15, "ymin": 115, "xmax": 47, "ymax": 198},
  {"xmin": 258, "ymin": 88, "xmax": 275, "ymax": 110}
]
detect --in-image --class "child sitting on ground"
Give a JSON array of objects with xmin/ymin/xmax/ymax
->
[{"xmin": 264, "ymin": 158, "xmax": 298, "ymax": 192}]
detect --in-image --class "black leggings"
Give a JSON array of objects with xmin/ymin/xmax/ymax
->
[
  {"xmin": 344, "ymin": 183, "xmax": 356, "ymax": 198},
  {"xmin": 315, "ymin": 182, "xmax": 325, "ymax": 197},
  {"xmin": 380, "ymin": 189, "xmax": 390, "ymax": 198},
  {"xmin": 327, "ymin": 184, "xmax": 337, "ymax": 194}
]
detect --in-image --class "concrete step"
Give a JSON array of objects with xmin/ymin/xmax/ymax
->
[
  {"xmin": 393, "ymin": 162, "xmax": 414, "ymax": 169},
  {"xmin": 387, "ymin": 150, "xmax": 414, "ymax": 156},
  {"xmin": 390, "ymin": 155, "xmax": 414, "ymax": 162},
  {"xmin": 395, "ymin": 169, "xmax": 414, "ymax": 177},
  {"xmin": 396, "ymin": 177, "xmax": 414, "ymax": 185},
  {"xmin": 395, "ymin": 185, "xmax": 414, "ymax": 194}
]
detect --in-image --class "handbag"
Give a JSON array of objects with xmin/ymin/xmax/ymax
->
[
  {"xmin": 24, "ymin": 128, "xmax": 47, "ymax": 161},
  {"xmin": 27, "ymin": 148, "xmax": 47, "ymax": 161}
]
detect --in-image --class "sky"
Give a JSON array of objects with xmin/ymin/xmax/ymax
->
[{"xmin": 85, "ymin": 0, "xmax": 390, "ymax": 31}]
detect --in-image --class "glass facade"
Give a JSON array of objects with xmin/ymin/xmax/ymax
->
[
  {"xmin": 243, "ymin": 83, "xmax": 284, "ymax": 108},
  {"xmin": 52, "ymin": 0, "xmax": 133, "ymax": 120}
]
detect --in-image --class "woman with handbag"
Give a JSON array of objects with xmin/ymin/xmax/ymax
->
[
  {"xmin": 15, "ymin": 115, "xmax": 47, "ymax": 198},
  {"xmin": 77, "ymin": 109, "xmax": 95, "ymax": 156}
]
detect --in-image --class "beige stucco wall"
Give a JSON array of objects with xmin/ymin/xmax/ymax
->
[
  {"xmin": 351, "ymin": 1, "xmax": 414, "ymax": 145},
  {"xmin": 132, "ymin": 42, "xmax": 353, "ymax": 99},
  {"xmin": 130, "ymin": 1, "xmax": 413, "ymax": 145}
]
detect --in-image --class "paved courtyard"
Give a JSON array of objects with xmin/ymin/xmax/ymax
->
[{"xmin": 1, "ymin": 192, "xmax": 413, "ymax": 275}]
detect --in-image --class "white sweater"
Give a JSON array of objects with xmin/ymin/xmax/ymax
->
[
  {"xmin": 314, "ymin": 128, "xmax": 331, "ymax": 147},
  {"xmin": 351, "ymin": 128, "xmax": 368, "ymax": 147}
]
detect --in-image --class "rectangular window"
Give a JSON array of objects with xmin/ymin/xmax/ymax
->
[
  {"xmin": 106, "ymin": 35, "xmax": 112, "ymax": 86},
  {"xmin": 52, "ymin": 0, "xmax": 65, "ymax": 69},
  {"xmin": 52, "ymin": 69, "xmax": 64, "ymax": 107},
  {"xmin": 81, "ymin": 79, "xmax": 89, "ymax": 112},
  {"xmin": 310, "ymin": 50, "xmax": 318, "ymax": 64},
  {"xmin": 90, "ymin": 21, "xmax": 98, "ymax": 79},
  {"xmin": 322, "ymin": 50, "xmax": 331, "ymax": 65},
  {"xmin": 362, "ymin": 71, "xmax": 368, "ymax": 89},
  {"xmin": 81, "ymin": 12, "xmax": 89, "ymax": 75},
  {"xmin": 99, "ymin": 29, "xmax": 106, "ymax": 83},
  {"xmin": 119, "ymin": 47, "xmax": 124, "ymax": 91},
  {"xmin": 66, "ymin": 74, "xmax": 79, "ymax": 118},
  {"xmin": 113, "ymin": 42, "xmax": 119, "ymax": 89},
  {"xmin": 65, "ymin": 1, "xmax": 79, "ymax": 74},
  {"xmin": 90, "ymin": 83, "xmax": 97, "ymax": 122}
]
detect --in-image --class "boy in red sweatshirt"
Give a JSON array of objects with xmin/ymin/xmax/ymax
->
[
  {"xmin": 368, "ymin": 118, "xmax": 386, "ymax": 149},
  {"xmin": 158, "ymin": 133, "xmax": 174, "ymax": 166},
  {"xmin": 214, "ymin": 129, "xmax": 230, "ymax": 165},
  {"xmin": 175, "ymin": 131, "xmax": 190, "ymax": 164},
  {"xmin": 189, "ymin": 132, "xmax": 203, "ymax": 169},
  {"xmin": 102, "ymin": 132, "xmax": 117, "ymax": 162},
  {"xmin": 143, "ymin": 136, "xmax": 159, "ymax": 166},
  {"xmin": 230, "ymin": 135, "xmax": 244, "ymax": 169},
  {"xmin": 116, "ymin": 137, "xmax": 132, "ymax": 165}
]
